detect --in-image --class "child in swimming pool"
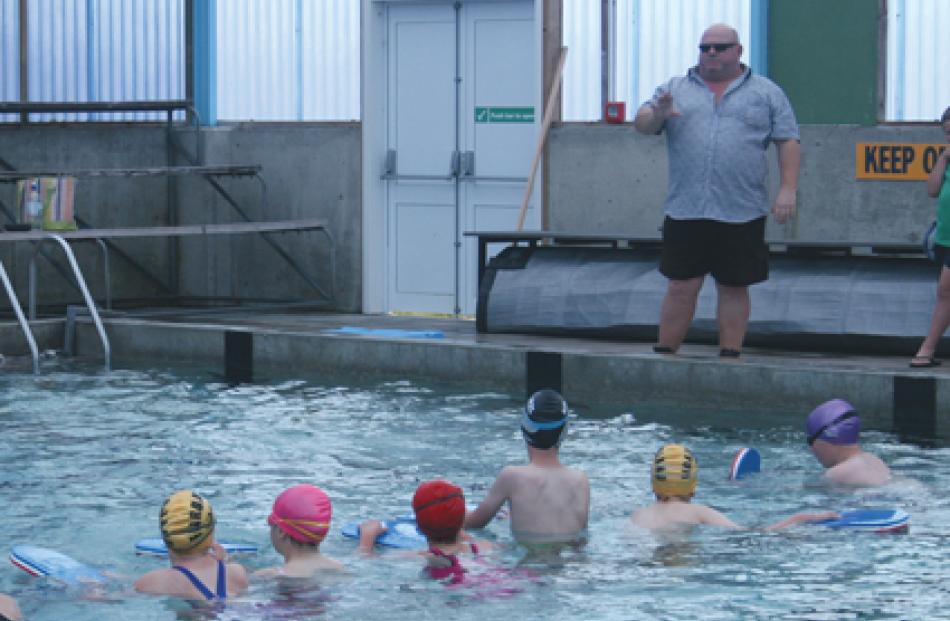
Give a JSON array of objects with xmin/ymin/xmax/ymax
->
[
  {"xmin": 0, "ymin": 593, "xmax": 21, "ymax": 621},
  {"xmin": 806, "ymin": 399, "xmax": 891, "ymax": 487},
  {"xmin": 255, "ymin": 484, "xmax": 344, "ymax": 577},
  {"xmin": 359, "ymin": 479, "xmax": 491, "ymax": 585},
  {"xmin": 631, "ymin": 444, "xmax": 836, "ymax": 531},
  {"xmin": 134, "ymin": 490, "xmax": 249, "ymax": 600},
  {"xmin": 464, "ymin": 389, "xmax": 590, "ymax": 544}
]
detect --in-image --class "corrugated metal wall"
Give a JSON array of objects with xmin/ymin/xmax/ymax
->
[
  {"xmin": 1, "ymin": 1, "xmax": 945, "ymax": 124},
  {"xmin": 564, "ymin": 0, "xmax": 750, "ymax": 121},
  {"xmin": 0, "ymin": 0, "xmax": 19, "ymax": 123},
  {"xmin": 216, "ymin": 0, "xmax": 360, "ymax": 121},
  {"xmin": 1, "ymin": 0, "xmax": 184, "ymax": 122},
  {"xmin": 561, "ymin": 0, "xmax": 601, "ymax": 122},
  {"xmin": 632, "ymin": 0, "xmax": 750, "ymax": 116},
  {"xmin": 886, "ymin": 0, "xmax": 950, "ymax": 122}
]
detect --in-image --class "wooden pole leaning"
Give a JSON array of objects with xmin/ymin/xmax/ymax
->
[{"xmin": 515, "ymin": 46, "xmax": 568, "ymax": 231}]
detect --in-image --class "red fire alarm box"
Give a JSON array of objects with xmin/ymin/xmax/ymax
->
[{"xmin": 605, "ymin": 101, "xmax": 625, "ymax": 124}]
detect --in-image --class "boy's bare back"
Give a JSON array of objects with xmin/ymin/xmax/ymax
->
[
  {"xmin": 466, "ymin": 389, "xmax": 589, "ymax": 542},
  {"xmin": 468, "ymin": 461, "xmax": 589, "ymax": 542},
  {"xmin": 505, "ymin": 463, "xmax": 589, "ymax": 540}
]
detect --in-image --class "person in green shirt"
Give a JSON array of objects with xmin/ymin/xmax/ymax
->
[{"xmin": 911, "ymin": 106, "xmax": 950, "ymax": 368}]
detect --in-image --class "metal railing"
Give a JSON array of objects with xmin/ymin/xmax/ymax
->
[
  {"xmin": 0, "ymin": 260, "xmax": 39, "ymax": 374},
  {"xmin": 28, "ymin": 234, "xmax": 110, "ymax": 371}
]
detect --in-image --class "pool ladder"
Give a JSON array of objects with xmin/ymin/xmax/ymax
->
[
  {"xmin": 0, "ymin": 259, "xmax": 39, "ymax": 374},
  {"xmin": 1, "ymin": 233, "xmax": 111, "ymax": 373}
]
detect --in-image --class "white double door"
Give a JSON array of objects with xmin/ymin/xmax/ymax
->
[{"xmin": 384, "ymin": 0, "xmax": 538, "ymax": 315}]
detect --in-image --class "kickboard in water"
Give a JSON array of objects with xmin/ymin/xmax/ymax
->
[
  {"xmin": 728, "ymin": 447, "xmax": 761, "ymax": 481},
  {"xmin": 816, "ymin": 508, "xmax": 909, "ymax": 533},
  {"xmin": 134, "ymin": 538, "xmax": 258, "ymax": 557},
  {"xmin": 10, "ymin": 545, "xmax": 107, "ymax": 585},
  {"xmin": 341, "ymin": 516, "xmax": 427, "ymax": 549}
]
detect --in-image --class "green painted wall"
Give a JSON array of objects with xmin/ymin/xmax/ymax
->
[{"xmin": 768, "ymin": 0, "xmax": 879, "ymax": 125}]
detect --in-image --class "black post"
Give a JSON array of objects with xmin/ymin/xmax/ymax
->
[
  {"xmin": 525, "ymin": 351, "xmax": 562, "ymax": 399},
  {"xmin": 225, "ymin": 330, "xmax": 253, "ymax": 384},
  {"xmin": 893, "ymin": 375, "xmax": 937, "ymax": 441}
]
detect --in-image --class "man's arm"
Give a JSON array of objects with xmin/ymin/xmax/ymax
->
[
  {"xmin": 772, "ymin": 138, "xmax": 801, "ymax": 224},
  {"xmin": 633, "ymin": 91, "xmax": 679, "ymax": 135},
  {"xmin": 464, "ymin": 468, "xmax": 513, "ymax": 529}
]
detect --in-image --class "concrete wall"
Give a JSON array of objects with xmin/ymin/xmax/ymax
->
[
  {"xmin": 0, "ymin": 122, "xmax": 361, "ymax": 313},
  {"xmin": 173, "ymin": 123, "xmax": 361, "ymax": 310},
  {"xmin": 548, "ymin": 123, "xmax": 944, "ymax": 246},
  {"xmin": 2, "ymin": 119, "xmax": 943, "ymax": 320}
]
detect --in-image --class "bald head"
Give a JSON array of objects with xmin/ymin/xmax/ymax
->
[
  {"xmin": 697, "ymin": 23, "xmax": 743, "ymax": 82},
  {"xmin": 701, "ymin": 24, "xmax": 740, "ymax": 46}
]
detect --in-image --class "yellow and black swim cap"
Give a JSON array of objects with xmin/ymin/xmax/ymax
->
[
  {"xmin": 160, "ymin": 490, "xmax": 215, "ymax": 554},
  {"xmin": 651, "ymin": 444, "xmax": 698, "ymax": 498}
]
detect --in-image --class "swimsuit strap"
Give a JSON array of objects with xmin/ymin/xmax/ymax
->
[
  {"xmin": 426, "ymin": 547, "xmax": 465, "ymax": 584},
  {"xmin": 173, "ymin": 565, "xmax": 215, "ymax": 600},
  {"xmin": 216, "ymin": 559, "xmax": 227, "ymax": 599},
  {"xmin": 172, "ymin": 561, "xmax": 227, "ymax": 601}
]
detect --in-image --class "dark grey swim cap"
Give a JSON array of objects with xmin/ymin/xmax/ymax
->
[{"xmin": 521, "ymin": 389, "xmax": 569, "ymax": 449}]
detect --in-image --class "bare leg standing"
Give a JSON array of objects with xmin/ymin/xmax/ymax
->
[
  {"xmin": 716, "ymin": 283, "xmax": 750, "ymax": 354},
  {"xmin": 657, "ymin": 276, "xmax": 704, "ymax": 352}
]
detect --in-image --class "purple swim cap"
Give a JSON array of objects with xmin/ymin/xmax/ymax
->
[{"xmin": 806, "ymin": 399, "xmax": 860, "ymax": 445}]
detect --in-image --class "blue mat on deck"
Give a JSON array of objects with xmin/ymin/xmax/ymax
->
[{"xmin": 324, "ymin": 326, "xmax": 444, "ymax": 339}]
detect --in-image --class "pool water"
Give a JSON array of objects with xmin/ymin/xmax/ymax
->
[{"xmin": 1, "ymin": 361, "xmax": 948, "ymax": 620}]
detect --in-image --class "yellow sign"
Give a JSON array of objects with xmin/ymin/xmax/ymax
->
[{"xmin": 856, "ymin": 143, "xmax": 946, "ymax": 180}]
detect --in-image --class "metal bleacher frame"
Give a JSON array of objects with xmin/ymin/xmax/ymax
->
[
  {"xmin": 0, "ymin": 100, "xmax": 336, "ymax": 302},
  {"xmin": 0, "ymin": 100, "xmax": 335, "ymax": 371}
]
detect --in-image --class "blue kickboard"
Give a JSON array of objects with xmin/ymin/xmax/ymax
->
[
  {"xmin": 341, "ymin": 516, "xmax": 427, "ymax": 549},
  {"xmin": 134, "ymin": 538, "xmax": 258, "ymax": 557},
  {"xmin": 728, "ymin": 447, "xmax": 761, "ymax": 481},
  {"xmin": 324, "ymin": 326, "xmax": 444, "ymax": 339},
  {"xmin": 817, "ymin": 508, "xmax": 909, "ymax": 533},
  {"xmin": 10, "ymin": 545, "xmax": 108, "ymax": 585}
]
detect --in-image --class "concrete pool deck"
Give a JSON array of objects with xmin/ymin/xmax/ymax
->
[{"xmin": 1, "ymin": 307, "xmax": 947, "ymax": 438}]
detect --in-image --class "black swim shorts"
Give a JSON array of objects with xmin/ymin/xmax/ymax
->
[{"xmin": 659, "ymin": 216, "xmax": 768, "ymax": 286}]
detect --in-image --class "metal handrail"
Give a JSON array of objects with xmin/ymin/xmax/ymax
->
[
  {"xmin": 28, "ymin": 234, "xmax": 111, "ymax": 371},
  {"xmin": 0, "ymin": 260, "xmax": 39, "ymax": 374}
]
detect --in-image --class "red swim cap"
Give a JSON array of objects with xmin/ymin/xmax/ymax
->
[
  {"xmin": 268, "ymin": 484, "xmax": 332, "ymax": 544},
  {"xmin": 412, "ymin": 480, "xmax": 465, "ymax": 542}
]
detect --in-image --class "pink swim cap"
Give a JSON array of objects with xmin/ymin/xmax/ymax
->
[{"xmin": 268, "ymin": 484, "xmax": 332, "ymax": 544}]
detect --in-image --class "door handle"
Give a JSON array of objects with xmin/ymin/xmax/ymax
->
[
  {"xmin": 380, "ymin": 149, "xmax": 455, "ymax": 181},
  {"xmin": 460, "ymin": 151, "xmax": 475, "ymax": 177}
]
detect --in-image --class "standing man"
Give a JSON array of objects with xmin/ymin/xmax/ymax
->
[{"xmin": 634, "ymin": 24, "xmax": 801, "ymax": 358}]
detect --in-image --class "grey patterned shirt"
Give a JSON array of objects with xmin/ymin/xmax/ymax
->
[{"xmin": 647, "ymin": 66, "xmax": 799, "ymax": 223}]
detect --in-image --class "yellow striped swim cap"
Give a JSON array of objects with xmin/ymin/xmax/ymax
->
[
  {"xmin": 160, "ymin": 490, "xmax": 215, "ymax": 554},
  {"xmin": 651, "ymin": 444, "xmax": 698, "ymax": 498}
]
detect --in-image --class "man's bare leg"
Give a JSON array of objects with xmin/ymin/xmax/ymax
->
[
  {"xmin": 716, "ymin": 283, "xmax": 750, "ymax": 354},
  {"xmin": 656, "ymin": 277, "xmax": 704, "ymax": 352}
]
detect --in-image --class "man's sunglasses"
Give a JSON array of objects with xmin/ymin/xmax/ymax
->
[
  {"xmin": 807, "ymin": 411, "xmax": 857, "ymax": 446},
  {"xmin": 698, "ymin": 43, "xmax": 737, "ymax": 53}
]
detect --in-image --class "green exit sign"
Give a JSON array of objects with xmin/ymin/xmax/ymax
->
[{"xmin": 474, "ymin": 106, "xmax": 535, "ymax": 123}]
